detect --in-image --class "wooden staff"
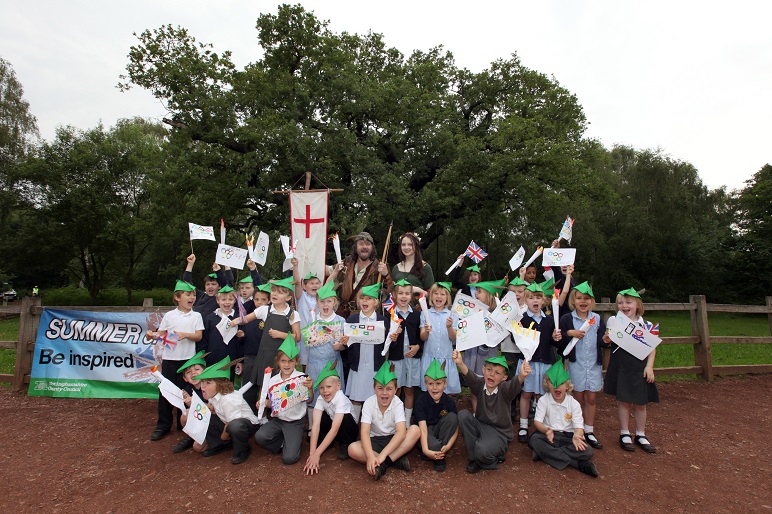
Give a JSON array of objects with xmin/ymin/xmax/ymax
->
[{"xmin": 377, "ymin": 221, "xmax": 393, "ymax": 285}]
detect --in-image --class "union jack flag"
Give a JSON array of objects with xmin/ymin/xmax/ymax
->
[
  {"xmin": 382, "ymin": 293, "xmax": 395, "ymax": 312},
  {"xmin": 464, "ymin": 240, "xmax": 488, "ymax": 263},
  {"xmin": 645, "ymin": 321, "xmax": 660, "ymax": 336},
  {"xmin": 155, "ymin": 331, "xmax": 179, "ymax": 349}
]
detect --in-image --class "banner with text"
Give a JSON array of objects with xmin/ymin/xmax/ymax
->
[{"xmin": 29, "ymin": 309, "xmax": 164, "ymax": 398}]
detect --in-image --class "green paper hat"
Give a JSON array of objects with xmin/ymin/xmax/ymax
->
[
  {"xmin": 176, "ymin": 350, "xmax": 208, "ymax": 373},
  {"xmin": 174, "ymin": 280, "xmax": 196, "ymax": 292},
  {"xmin": 474, "ymin": 280, "xmax": 505, "ymax": 296},
  {"xmin": 436, "ymin": 281, "xmax": 452, "ymax": 292},
  {"xmin": 574, "ymin": 281, "xmax": 595, "ymax": 298},
  {"xmin": 484, "ymin": 355, "xmax": 510, "ymax": 372},
  {"xmin": 192, "ymin": 356, "xmax": 232, "ymax": 380},
  {"xmin": 270, "ymin": 276, "xmax": 295, "ymax": 291},
  {"xmin": 526, "ymin": 282, "xmax": 544, "ymax": 294},
  {"xmin": 316, "ymin": 281, "xmax": 337, "ymax": 300},
  {"xmin": 256, "ymin": 283, "xmax": 272, "ymax": 294},
  {"xmin": 238, "ymin": 275, "xmax": 253, "ymax": 284},
  {"xmin": 303, "ymin": 272, "xmax": 319, "ymax": 281},
  {"xmin": 508, "ymin": 277, "xmax": 527, "ymax": 287},
  {"xmin": 313, "ymin": 359, "xmax": 340, "ymax": 389},
  {"xmin": 466, "ymin": 264, "xmax": 481, "ymax": 273},
  {"xmin": 545, "ymin": 360, "xmax": 571, "ymax": 387},
  {"xmin": 373, "ymin": 360, "xmax": 398, "ymax": 386},
  {"xmin": 360, "ymin": 283, "xmax": 381, "ymax": 298},
  {"xmin": 394, "ymin": 279, "xmax": 412, "ymax": 287},
  {"xmin": 539, "ymin": 278, "xmax": 555, "ymax": 297},
  {"xmin": 277, "ymin": 334, "xmax": 299, "ymax": 360},
  {"xmin": 217, "ymin": 285, "xmax": 235, "ymax": 294},
  {"xmin": 424, "ymin": 358, "xmax": 447, "ymax": 380},
  {"xmin": 207, "ymin": 273, "xmax": 218, "ymax": 279},
  {"xmin": 618, "ymin": 287, "xmax": 641, "ymax": 298}
]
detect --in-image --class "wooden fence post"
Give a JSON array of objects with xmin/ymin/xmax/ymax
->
[
  {"xmin": 13, "ymin": 296, "xmax": 41, "ymax": 391},
  {"xmin": 767, "ymin": 296, "xmax": 772, "ymax": 336},
  {"xmin": 143, "ymin": 298, "xmax": 154, "ymax": 309},
  {"xmin": 689, "ymin": 294, "xmax": 714, "ymax": 382}
]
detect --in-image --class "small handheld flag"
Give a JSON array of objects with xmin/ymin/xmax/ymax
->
[{"xmin": 464, "ymin": 240, "xmax": 488, "ymax": 264}]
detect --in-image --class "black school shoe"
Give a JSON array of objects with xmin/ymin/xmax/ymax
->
[
  {"xmin": 391, "ymin": 455, "xmax": 411, "ymax": 472},
  {"xmin": 578, "ymin": 460, "xmax": 599, "ymax": 478},
  {"xmin": 172, "ymin": 437, "xmax": 194, "ymax": 453},
  {"xmin": 202, "ymin": 442, "xmax": 232, "ymax": 457},
  {"xmin": 465, "ymin": 460, "xmax": 482, "ymax": 474},
  {"xmin": 517, "ymin": 428, "xmax": 529, "ymax": 443},
  {"xmin": 634, "ymin": 435, "xmax": 657, "ymax": 453},
  {"xmin": 585, "ymin": 433, "xmax": 603, "ymax": 449},
  {"xmin": 434, "ymin": 459, "xmax": 447, "ymax": 472},
  {"xmin": 619, "ymin": 434, "xmax": 635, "ymax": 452},
  {"xmin": 337, "ymin": 443, "xmax": 350, "ymax": 460},
  {"xmin": 374, "ymin": 463, "xmax": 388, "ymax": 481},
  {"xmin": 150, "ymin": 428, "xmax": 169, "ymax": 441},
  {"xmin": 231, "ymin": 447, "xmax": 251, "ymax": 465}
]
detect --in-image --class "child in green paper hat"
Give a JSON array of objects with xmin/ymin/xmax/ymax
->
[
  {"xmin": 603, "ymin": 288, "xmax": 659, "ymax": 453},
  {"xmin": 529, "ymin": 360, "xmax": 598, "ymax": 477},
  {"xmin": 557, "ymin": 281, "xmax": 608, "ymax": 450},
  {"xmin": 182, "ymin": 253, "xmax": 227, "ymax": 318},
  {"xmin": 195, "ymin": 357, "xmax": 260, "ymax": 464},
  {"xmin": 419, "ymin": 283, "xmax": 461, "ymax": 400},
  {"xmin": 200, "ymin": 285, "xmax": 244, "ymax": 371},
  {"xmin": 389, "ymin": 279, "xmax": 423, "ymax": 428},
  {"xmin": 171, "ymin": 350, "xmax": 209, "ymax": 453},
  {"xmin": 146, "ymin": 279, "xmax": 204, "ymax": 442},
  {"xmin": 408, "ymin": 358, "xmax": 459, "ymax": 472},
  {"xmin": 343, "ymin": 283, "xmax": 392, "ymax": 421},
  {"xmin": 254, "ymin": 335, "xmax": 314, "ymax": 465},
  {"xmin": 347, "ymin": 361, "xmax": 418, "ymax": 480},
  {"xmin": 230, "ymin": 276, "xmax": 301, "ymax": 393},
  {"xmin": 292, "ymin": 257, "xmax": 323, "ymax": 370},
  {"xmin": 450, "ymin": 253, "xmax": 482, "ymax": 297},
  {"xmin": 304, "ymin": 360, "xmax": 360, "ymax": 474},
  {"xmin": 452, "ymin": 350, "xmax": 531, "ymax": 473}
]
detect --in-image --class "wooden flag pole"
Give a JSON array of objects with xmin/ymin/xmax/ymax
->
[{"xmin": 377, "ymin": 221, "xmax": 393, "ymax": 285}]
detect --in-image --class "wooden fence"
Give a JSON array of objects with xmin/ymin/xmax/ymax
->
[{"xmin": 2, "ymin": 295, "xmax": 771, "ymax": 390}]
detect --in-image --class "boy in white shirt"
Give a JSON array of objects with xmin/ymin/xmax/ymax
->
[
  {"xmin": 529, "ymin": 360, "xmax": 598, "ymax": 477},
  {"xmin": 347, "ymin": 361, "xmax": 419, "ymax": 480},
  {"xmin": 146, "ymin": 280, "xmax": 204, "ymax": 441}
]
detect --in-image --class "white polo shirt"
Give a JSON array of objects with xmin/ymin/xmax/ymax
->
[
  {"xmin": 209, "ymin": 391, "xmax": 260, "ymax": 425},
  {"xmin": 253, "ymin": 304, "xmax": 301, "ymax": 325},
  {"xmin": 360, "ymin": 394, "xmax": 406, "ymax": 437},
  {"xmin": 534, "ymin": 392, "xmax": 584, "ymax": 432},
  {"xmin": 157, "ymin": 308, "xmax": 204, "ymax": 360},
  {"xmin": 314, "ymin": 389, "xmax": 354, "ymax": 421}
]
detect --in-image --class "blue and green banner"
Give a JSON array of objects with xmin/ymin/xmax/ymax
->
[{"xmin": 29, "ymin": 309, "xmax": 162, "ymax": 398}]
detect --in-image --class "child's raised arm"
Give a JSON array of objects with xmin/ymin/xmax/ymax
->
[{"xmin": 291, "ymin": 257, "xmax": 303, "ymax": 298}]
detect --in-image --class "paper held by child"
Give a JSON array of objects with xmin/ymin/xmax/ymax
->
[
  {"xmin": 256, "ymin": 367, "xmax": 274, "ymax": 421},
  {"xmin": 452, "ymin": 291, "xmax": 486, "ymax": 319},
  {"xmin": 558, "ymin": 216, "xmax": 574, "ymax": 243},
  {"xmin": 381, "ymin": 308, "xmax": 403, "ymax": 356},
  {"xmin": 484, "ymin": 315, "xmax": 510, "ymax": 348},
  {"xmin": 607, "ymin": 314, "xmax": 662, "ymax": 360},
  {"xmin": 254, "ymin": 231, "xmax": 269, "ymax": 266},
  {"xmin": 512, "ymin": 322, "xmax": 540, "ymax": 362},
  {"xmin": 542, "ymin": 248, "xmax": 576, "ymax": 267},
  {"xmin": 215, "ymin": 243, "xmax": 248, "ymax": 270},
  {"xmin": 216, "ymin": 315, "xmax": 239, "ymax": 344},
  {"xmin": 489, "ymin": 291, "xmax": 523, "ymax": 327},
  {"xmin": 301, "ymin": 320, "xmax": 342, "ymax": 347},
  {"xmin": 182, "ymin": 391, "xmax": 210, "ymax": 444},
  {"xmin": 151, "ymin": 368, "xmax": 187, "ymax": 413},
  {"xmin": 523, "ymin": 246, "xmax": 544, "ymax": 270},
  {"xmin": 331, "ymin": 232, "xmax": 342, "ymax": 263},
  {"xmin": 509, "ymin": 246, "xmax": 526, "ymax": 271},
  {"xmin": 343, "ymin": 321, "xmax": 386, "ymax": 345},
  {"xmin": 188, "ymin": 222, "xmax": 216, "ymax": 241},
  {"xmin": 268, "ymin": 375, "xmax": 310, "ymax": 417},
  {"xmin": 455, "ymin": 310, "xmax": 488, "ymax": 352},
  {"xmin": 562, "ymin": 317, "xmax": 596, "ymax": 356},
  {"xmin": 280, "ymin": 235, "xmax": 298, "ymax": 272},
  {"xmin": 418, "ymin": 294, "xmax": 431, "ymax": 325}
]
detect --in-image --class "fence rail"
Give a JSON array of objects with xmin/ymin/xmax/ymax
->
[{"xmin": 3, "ymin": 295, "xmax": 772, "ymax": 390}]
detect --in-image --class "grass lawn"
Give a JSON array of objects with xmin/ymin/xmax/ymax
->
[{"xmin": 0, "ymin": 311, "xmax": 769, "ymax": 382}]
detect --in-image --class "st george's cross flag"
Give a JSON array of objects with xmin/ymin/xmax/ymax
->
[{"xmin": 290, "ymin": 191, "xmax": 329, "ymax": 281}]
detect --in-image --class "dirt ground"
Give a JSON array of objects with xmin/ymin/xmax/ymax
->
[{"xmin": 2, "ymin": 374, "xmax": 771, "ymax": 513}]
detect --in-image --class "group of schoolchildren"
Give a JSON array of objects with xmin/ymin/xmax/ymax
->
[{"xmin": 146, "ymin": 240, "xmax": 659, "ymax": 480}]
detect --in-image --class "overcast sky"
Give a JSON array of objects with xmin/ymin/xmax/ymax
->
[{"xmin": 2, "ymin": 1, "xmax": 770, "ymax": 190}]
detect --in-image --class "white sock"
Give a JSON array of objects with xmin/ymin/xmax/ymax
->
[
  {"xmin": 584, "ymin": 425, "xmax": 594, "ymax": 434},
  {"xmin": 620, "ymin": 430, "xmax": 630, "ymax": 435},
  {"xmin": 520, "ymin": 418, "xmax": 529, "ymax": 430},
  {"xmin": 405, "ymin": 408, "xmax": 413, "ymax": 428},
  {"xmin": 635, "ymin": 430, "xmax": 646, "ymax": 437},
  {"xmin": 351, "ymin": 403, "xmax": 362, "ymax": 422}
]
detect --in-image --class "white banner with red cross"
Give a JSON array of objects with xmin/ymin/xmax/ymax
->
[{"xmin": 289, "ymin": 191, "xmax": 329, "ymax": 281}]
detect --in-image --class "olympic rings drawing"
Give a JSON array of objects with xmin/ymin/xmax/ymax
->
[
  {"xmin": 457, "ymin": 300, "xmax": 476, "ymax": 307},
  {"xmin": 500, "ymin": 303, "xmax": 512, "ymax": 314},
  {"xmin": 221, "ymin": 248, "xmax": 235, "ymax": 258},
  {"xmin": 547, "ymin": 251, "xmax": 563, "ymax": 258}
]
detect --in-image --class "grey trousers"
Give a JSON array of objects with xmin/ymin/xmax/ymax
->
[
  {"xmin": 529, "ymin": 431, "xmax": 594, "ymax": 470},
  {"xmin": 423, "ymin": 412, "xmax": 459, "ymax": 453},
  {"xmin": 458, "ymin": 410, "xmax": 508, "ymax": 468},
  {"xmin": 254, "ymin": 417, "xmax": 306, "ymax": 464},
  {"xmin": 227, "ymin": 418, "xmax": 259, "ymax": 455}
]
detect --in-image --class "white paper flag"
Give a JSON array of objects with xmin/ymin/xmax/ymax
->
[
  {"xmin": 331, "ymin": 232, "xmax": 342, "ymax": 263},
  {"xmin": 455, "ymin": 310, "xmax": 488, "ymax": 351},
  {"xmin": 451, "ymin": 291, "xmax": 486, "ymax": 319},
  {"xmin": 483, "ymin": 316, "xmax": 510, "ymax": 348},
  {"xmin": 344, "ymin": 321, "xmax": 386, "ymax": 345},
  {"xmin": 188, "ymin": 222, "xmax": 216, "ymax": 241},
  {"xmin": 182, "ymin": 391, "xmax": 210, "ymax": 445},
  {"xmin": 215, "ymin": 243, "xmax": 248, "ymax": 270},
  {"xmin": 511, "ymin": 322, "xmax": 540, "ymax": 361},
  {"xmin": 509, "ymin": 246, "xmax": 526, "ymax": 271},
  {"xmin": 542, "ymin": 248, "xmax": 576, "ymax": 267},
  {"xmin": 254, "ymin": 231, "xmax": 269, "ymax": 266},
  {"xmin": 152, "ymin": 369, "xmax": 187, "ymax": 413},
  {"xmin": 489, "ymin": 291, "xmax": 523, "ymax": 327},
  {"xmin": 418, "ymin": 295, "xmax": 431, "ymax": 326},
  {"xmin": 607, "ymin": 314, "xmax": 662, "ymax": 360},
  {"xmin": 558, "ymin": 216, "xmax": 574, "ymax": 243},
  {"xmin": 216, "ymin": 315, "xmax": 239, "ymax": 344}
]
